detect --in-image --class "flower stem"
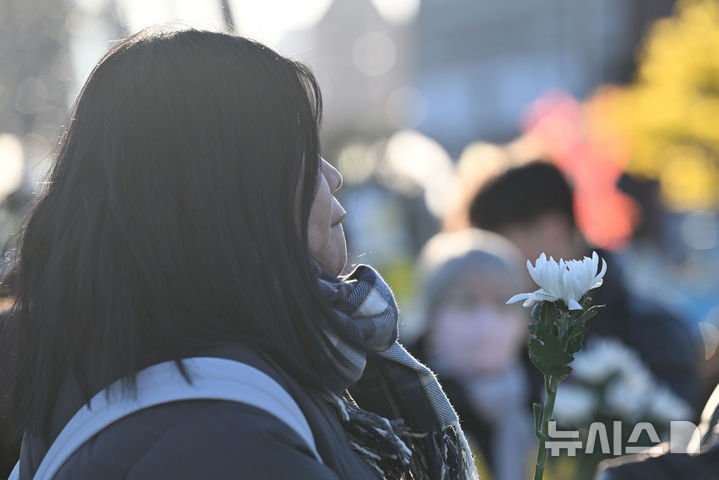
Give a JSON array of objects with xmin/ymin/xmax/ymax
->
[{"xmin": 533, "ymin": 375, "xmax": 559, "ymax": 480}]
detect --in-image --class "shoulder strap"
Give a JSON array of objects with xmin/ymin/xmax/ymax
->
[{"xmin": 10, "ymin": 357, "xmax": 321, "ymax": 480}]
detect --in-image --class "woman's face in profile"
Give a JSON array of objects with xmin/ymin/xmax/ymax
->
[{"xmin": 308, "ymin": 158, "xmax": 347, "ymax": 276}]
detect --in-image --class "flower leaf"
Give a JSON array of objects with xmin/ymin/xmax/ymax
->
[
  {"xmin": 565, "ymin": 324, "xmax": 587, "ymax": 355},
  {"xmin": 528, "ymin": 301, "xmax": 593, "ymax": 380},
  {"xmin": 533, "ymin": 402, "xmax": 543, "ymax": 438},
  {"xmin": 528, "ymin": 302, "xmax": 574, "ymax": 379},
  {"xmin": 577, "ymin": 302, "xmax": 604, "ymax": 325},
  {"xmin": 528, "ymin": 334, "xmax": 574, "ymax": 380}
]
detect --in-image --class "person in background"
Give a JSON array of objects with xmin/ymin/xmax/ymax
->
[
  {"xmin": 596, "ymin": 382, "xmax": 719, "ymax": 480},
  {"xmin": 466, "ymin": 160, "xmax": 701, "ymax": 412},
  {"xmin": 410, "ymin": 228, "xmax": 540, "ymax": 480}
]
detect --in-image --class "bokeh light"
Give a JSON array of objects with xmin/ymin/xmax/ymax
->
[
  {"xmin": 0, "ymin": 134, "xmax": 24, "ymax": 200},
  {"xmin": 353, "ymin": 31, "xmax": 397, "ymax": 77},
  {"xmin": 369, "ymin": 0, "xmax": 420, "ymax": 25}
]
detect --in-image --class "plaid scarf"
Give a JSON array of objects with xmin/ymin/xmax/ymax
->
[{"xmin": 318, "ymin": 265, "xmax": 478, "ymax": 480}]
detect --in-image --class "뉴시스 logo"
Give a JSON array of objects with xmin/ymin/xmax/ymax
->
[{"xmin": 544, "ymin": 420, "xmax": 701, "ymax": 457}]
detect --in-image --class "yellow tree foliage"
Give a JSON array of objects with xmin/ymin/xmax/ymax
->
[{"xmin": 601, "ymin": 0, "xmax": 719, "ymax": 210}]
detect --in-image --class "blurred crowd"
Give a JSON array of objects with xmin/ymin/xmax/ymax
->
[
  {"xmin": 7, "ymin": 149, "xmax": 716, "ymax": 480},
  {"xmin": 406, "ymin": 156, "xmax": 718, "ymax": 479}
]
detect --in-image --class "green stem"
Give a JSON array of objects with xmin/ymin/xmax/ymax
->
[{"xmin": 533, "ymin": 375, "xmax": 559, "ymax": 480}]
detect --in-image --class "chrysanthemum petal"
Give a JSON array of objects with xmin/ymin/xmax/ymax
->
[
  {"xmin": 567, "ymin": 298, "xmax": 583, "ymax": 310},
  {"xmin": 527, "ymin": 259, "xmax": 541, "ymax": 286},
  {"xmin": 595, "ymin": 256, "xmax": 607, "ymax": 282},
  {"xmin": 507, "ymin": 293, "xmax": 530, "ymax": 305},
  {"xmin": 533, "ymin": 289, "xmax": 560, "ymax": 302}
]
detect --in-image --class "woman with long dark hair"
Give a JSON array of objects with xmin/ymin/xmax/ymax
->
[{"xmin": 6, "ymin": 27, "xmax": 477, "ymax": 479}]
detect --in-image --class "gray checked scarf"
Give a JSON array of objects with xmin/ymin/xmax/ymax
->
[{"xmin": 318, "ymin": 265, "xmax": 478, "ymax": 480}]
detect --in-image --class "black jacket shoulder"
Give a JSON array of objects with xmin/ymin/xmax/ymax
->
[
  {"xmin": 598, "ymin": 446, "xmax": 719, "ymax": 480},
  {"xmin": 54, "ymin": 400, "xmax": 340, "ymax": 480},
  {"xmin": 19, "ymin": 345, "xmax": 377, "ymax": 480}
]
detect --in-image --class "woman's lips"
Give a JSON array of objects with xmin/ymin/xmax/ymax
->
[{"xmin": 332, "ymin": 212, "xmax": 347, "ymax": 226}]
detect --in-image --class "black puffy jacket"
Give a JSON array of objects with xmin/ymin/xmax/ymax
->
[{"xmin": 16, "ymin": 345, "xmax": 379, "ymax": 479}]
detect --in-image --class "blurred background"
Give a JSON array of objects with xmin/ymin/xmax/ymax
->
[
  {"xmin": 2, "ymin": 0, "xmax": 719, "ymax": 394},
  {"xmin": 6, "ymin": 1, "xmax": 719, "ymax": 477}
]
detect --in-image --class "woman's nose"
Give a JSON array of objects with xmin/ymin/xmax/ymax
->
[{"xmin": 322, "ymin": 158, "xmax": 343, "ymax": 193}]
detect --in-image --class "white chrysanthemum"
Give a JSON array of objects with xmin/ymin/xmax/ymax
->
[
  {"xmin": 572, "ymin": 337, "xmax": 640, "ymax": 384},
  {"xmin": 554, "ymin": 384, "xmax": 598, "ymax": 426},
  {"xmin": 605, "ymin": 364, "xmax": 654, "ymax": 421},
  {"xmin": 648, "ymin": 385, "xmax": 693, "ymax": 422},
  {"xmin": 507, "ymin": 251, "xmax": 607, "ymax": 310}
]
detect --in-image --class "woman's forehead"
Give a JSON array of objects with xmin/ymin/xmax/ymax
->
[{"xmin": 444, "ymin": 267, "xmax": 517, "ymax": 297}]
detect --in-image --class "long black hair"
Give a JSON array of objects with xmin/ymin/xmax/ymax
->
[{"xmin": 10, "ymin": 27, "xmax": 350, "ymax": 434}]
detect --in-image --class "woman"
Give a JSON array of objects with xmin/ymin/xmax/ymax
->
[
  {"xmin": 410, "ymin": 229, "xmax": 541, "ymax": 480},
  {"xmin": 7, "ymin": 28, "xmax": 476, "ymax": 479}
]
